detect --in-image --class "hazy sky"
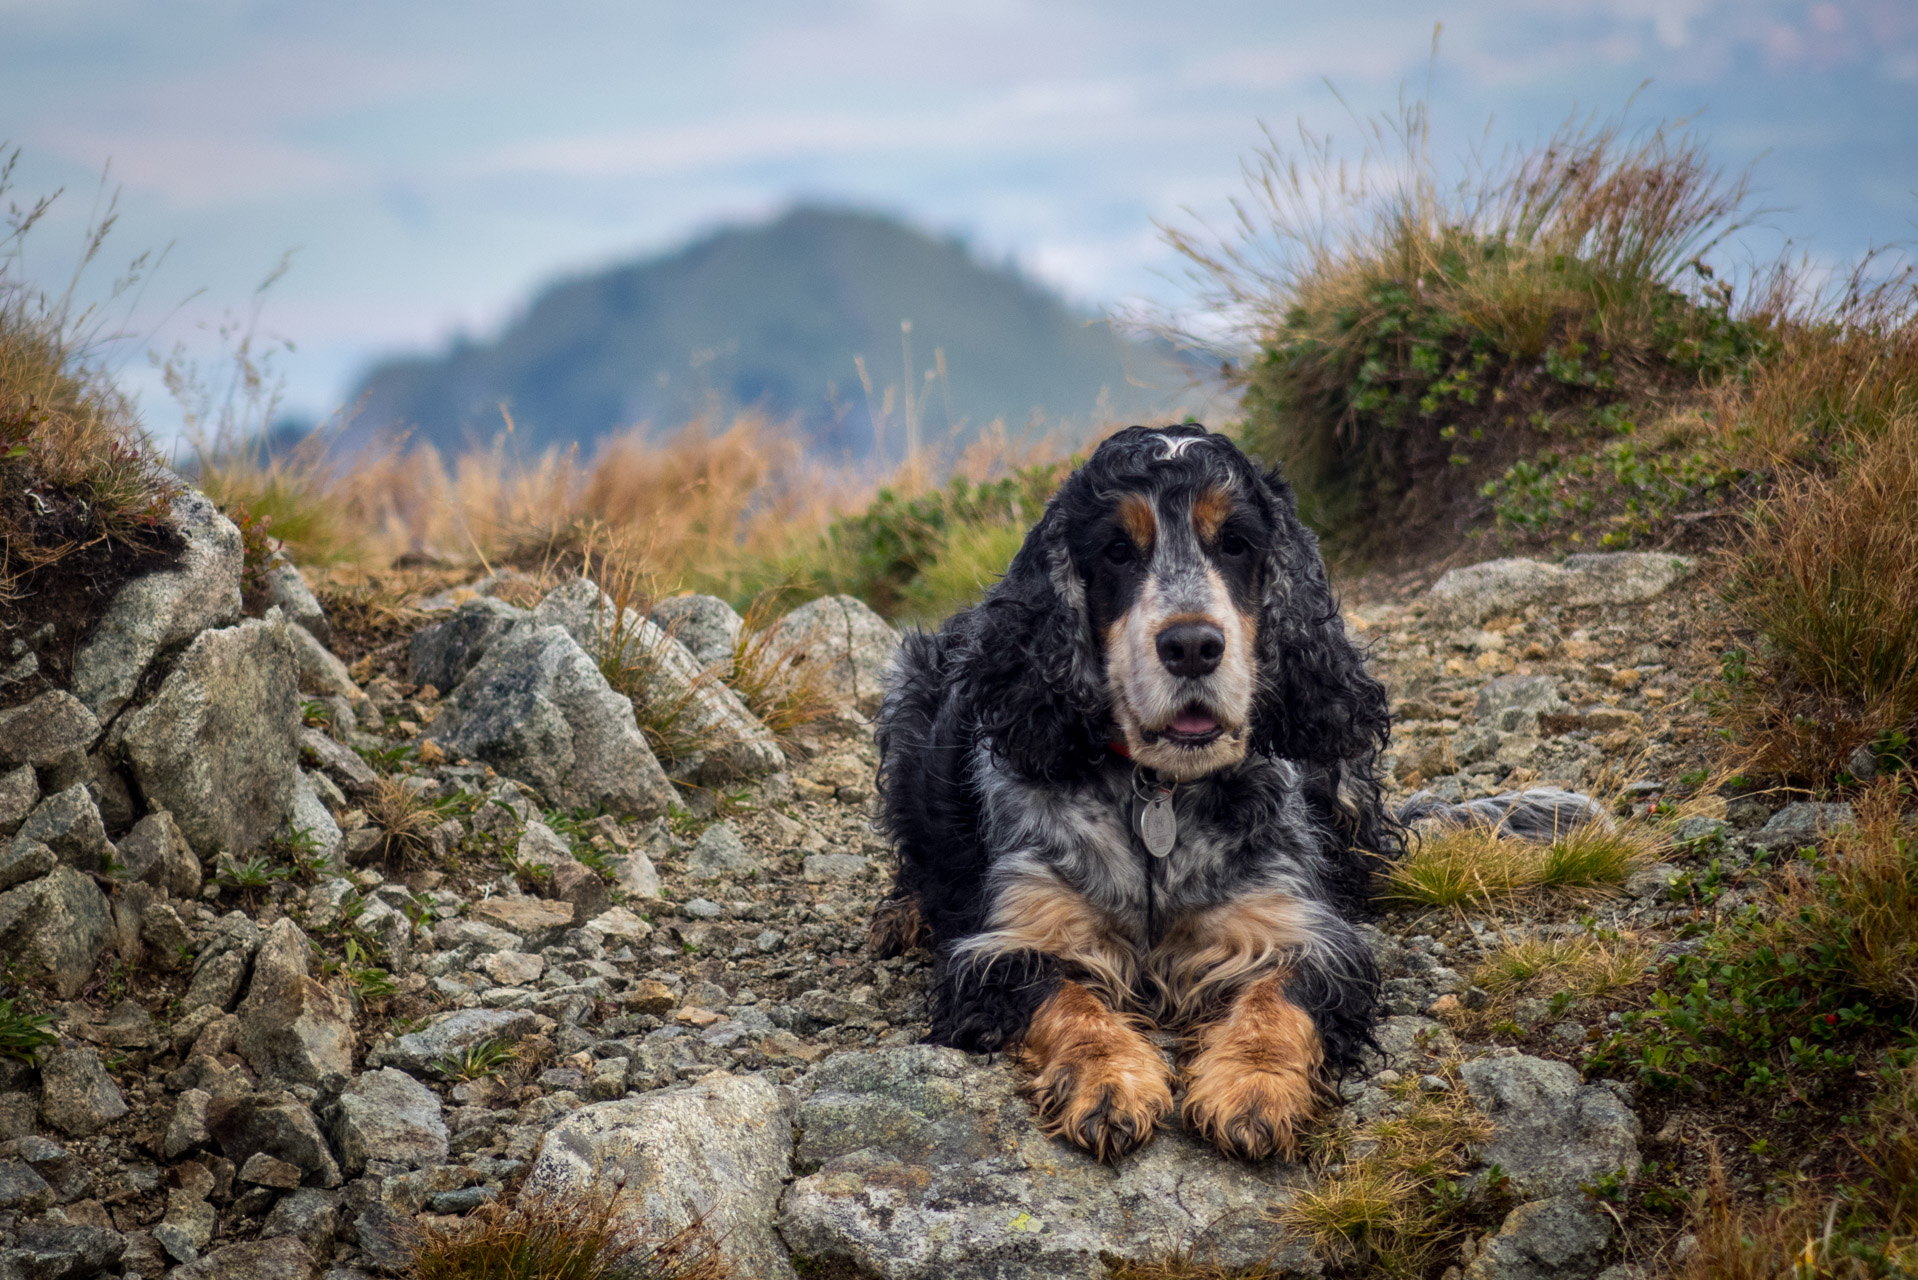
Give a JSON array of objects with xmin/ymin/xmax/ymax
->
[{"xmin": 4, "ymin": 0, "xmax": 1914, "ymax": 443}]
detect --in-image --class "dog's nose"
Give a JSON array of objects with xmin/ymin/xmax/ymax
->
[{"xmin": 1155, "ymin": 621, "xmax": 1225, "ymax": 678}]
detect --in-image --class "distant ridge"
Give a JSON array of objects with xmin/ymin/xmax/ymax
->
[{"xmin": 339, "ymin": 206, "xmax": 1213, "ymax": 461}]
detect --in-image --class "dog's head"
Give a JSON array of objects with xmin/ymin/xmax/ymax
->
[{"xmin": 959, "ymin": 423, "xmax": 1387, "ymax": 785}]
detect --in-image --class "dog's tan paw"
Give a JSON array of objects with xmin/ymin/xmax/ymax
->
[
  {"xmin": 1020, "ymin": 981, "xmax": 1172, "ymax": 1162},
  {"xmin": 1180, "ymin": 973, "xmax": 1325, "ymax": 1161},
  {"xmin": 867, "ymin": 894, "xmax": 927, "ymax": 958}
]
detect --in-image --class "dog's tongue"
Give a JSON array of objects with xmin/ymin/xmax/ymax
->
[{"xmin": 1171, "ymin": 710, "xmax": 1219, "ymax": 736}]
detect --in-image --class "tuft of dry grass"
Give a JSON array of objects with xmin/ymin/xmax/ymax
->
[
  {"xmin": 1276, "ymin": 1059, "xmax": 1496, "ymax": 1277},
  {"xmin": 1382, "ymin": 816, "xmax": 1660, "ymax": 910},
  {"xmin": 405, "ymin": 1193, "xmax": 731, "ymax": 1280},
  {"xmin": 724, "ymin": 594, "xmax": 837, "ymax": 748},
  {"xmin": 364, "ymin": 777, "xmax": 444, "ymax": 869},
  {"xmin": 1769, "ymin": 779, "xmax": 1918, "ymax": 1010},
  {"xmin": 1468, "ymin": 931, "xmax": 1655, "ymax": 1026},
  {"xmin": 1718, "ymin": 423, "xmax": 1918, "ymax": 780}
]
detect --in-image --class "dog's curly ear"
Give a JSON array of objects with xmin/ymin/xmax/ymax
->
[
  {"xmin": 1249, "ymin": 467, "xmax": 1391, "ymax": 768},
  {"xmin": 954, "ymin": 506, "xmax": 1108, "ymax": 783}
]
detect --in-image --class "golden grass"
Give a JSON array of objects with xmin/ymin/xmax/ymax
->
[
  {"xmin": 1718, "ymin": 424, "xmax": 1918, "ymax": 779},
  {"xmin": 364, "ymin": 777, "xmax": 444, "ymax": 869},
  {"xmin": 1276, "ymin": 1059, "xmax": 1495, "ymax": 1277},
  {"xmin": 405, "ymin": 1193, "xmax": 730, "ymax": 1280},
  {"xmin": 1382, "ymin": 818, "xmax": 1660, "ymax": 910},
  {"xmin": 1468, "ymin": 932, "xmax": 1655, "ymax": 1028},
  {"xmin": 725, "ymin": 593, "xmax": 837, "ymax": 747},
  {"xmin": 1769, "ymin": 780, "xmax": 1918, "ymax": 1009}
]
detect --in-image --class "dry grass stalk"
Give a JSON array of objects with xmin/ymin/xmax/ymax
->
[
  {"xmin": 1770, "ymin": 780, "xmax": 1918, "ymax": 1009},
  {"xmin": 365, "ymin": 777, "xmax": 443, "ymax": 869},
  {"xmin": 1718, "ymin": 424, "xmax": 1918, "ymax": 779},
  {"xmin": 1382, "ymin": 816, "xmax": 1661, "ymax": 910},
  {"xmin": 724, "ymin": 593, "xmax": 837, "ymax": 749},
  {"xmin": 1468, "ymin": 931, "xmax": 1655, "ymax": 1024},
  {"xmin": 404, "ymin": 1192, "xmax": 731, "ymax": 1280}
]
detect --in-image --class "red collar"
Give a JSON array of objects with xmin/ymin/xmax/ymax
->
[{"xmin": 1108, "ymin": 739, "xmax": 1133, "ymax": 760}]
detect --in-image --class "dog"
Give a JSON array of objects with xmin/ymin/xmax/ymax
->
[{"xmin": 867, "ymin": 422, "xmax": 1398, "ymax": 1163}]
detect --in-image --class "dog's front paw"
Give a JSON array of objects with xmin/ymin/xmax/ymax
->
[
  {"xmin": 1026, "ymin": 1045, "xmax": 1173, "ymax": 1162},
  {"xmin": 867, "ymin": 893, "xmax": 927, "ymax": 958},
  {"xmin": 1180, "ymin": 1058, "xmax": 1317, "ymax": 1160}
]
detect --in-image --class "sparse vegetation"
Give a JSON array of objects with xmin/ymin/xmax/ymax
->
[
  {"xmin": 1467, "ymin": 931, "xmax": 1655, "ymax": 1026},
  {"xmin": 430, "ymin": 1037, "xmax": 519, "ymax": 1083},
  {"xmin": 0, "ymin": 997, "xmax": 57, "ymax": 1062},
  {"xmin": 722, "ymin": 594, "xmax": 837, "ymax": 748},
  {"xmin": 365, "ymin": 776, "xmax": 450, "ymax": 868},
  {"xmin": 1383, "ymin": 816, "xmax": 1659, "ymax": 909},
  {"xmin": 404, "ymin": 1193, "xmax": 730, "ymax": 1280}
]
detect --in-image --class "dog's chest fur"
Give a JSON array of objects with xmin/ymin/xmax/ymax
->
[{"xmin": 973, "ymin": 744, "xmax": 1325, "ymax": 948}]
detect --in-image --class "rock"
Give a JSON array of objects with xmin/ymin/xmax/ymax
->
[
  {"xmin": 765, "ymin": 593, "xmax": 900, "ymax": 717},
  {"xmin": 1465, "ymin": 1193, "xmax": 1614, "ymax": 1280},
  {"xmin": 687, "ymin": 822, "xmax": 757, "ymax": 879},
  {"xmin": 477, "ymin": 951, "xmax": 546, "ymax": 986},
  {"xmin": 353, "ymin": 1202, "xmax": 412, "ymax": 1272},
  {"xmin": 12, "ymin": 784, "xmax": 111, "ymax": 872},
  {"xmin": 240, "ymin": 1151, "xmax": 306, "ymax": 1189},
  {"xmin": 6, "ymin": 1223, "xmax": 128, "ymax": 1280},
  {"xmin": 1756, "ymin": 802, "xmax": 1857, "ymax": 849},
  {"xmin": 612, "ymin": 851, "xmax": 661, "ymax": 899},
  {"xmin": 372, "ymin": 1008, "xmax": 541, "ymax": 1073},
  {"xmin": 298, "ymin": 729, "xmax": 377, "ymax": 796},
  {"xmin": 1424, "ymin": 553, "xmax": 1694, "ymax": 625},
  {"xmin": 182, "ymin": 948, "xmax": 249, "ymax": 1015},
  {"xmin": 778, "ymin": 1046, "xmax": 1310, "ymax": 1280},
  {"xmin": 0, "ymin": 764, "xmax": 36, "ymax": 839},
  {"xmin": 0, "ymin": 840, "xmax": 55, "ymax": 893},
  {"xmin": 283, "ymin": 772, "xmax": 344, "ymax": 868},
  {"xmin": 1475, "ymin": 675, "xmax": 1568, "ymax": 734},
  {"xmin": 260, "ymin": 1187, "xmax": 339, "ymax": 1258},
  {"xmin": 408, "ymin": 596, "xmax": 528, "ymax": 692},
  {"xmin": 171, "ymin": 1237, "xmax": 318, "ymax": 1280},
  {"xmin": 71, "ymin": 485, "xmax": 243, "ymax": 720},
  {"xmin": 331, "ymin": 1068, "xmax": 448, "ymax": 1175},
  {"xmin": 121, "ymin": 615, "xmax": 301, "ymax": 858},
  {"xmin": 1363, "ymin": 1015, "xmax": 1459, "ymax": 1073},
  {"xmin": 523, "ymin": 1072, "xmax": 796, "ymax": 1280},
  {"xmin": 0, "ymin": 692, "xmax": 98, "ymax": 768},
  {"xmin": 427, "ymin": 623, "xmax": 675, "ymax": 816},
  {"xmin": 205, "ymin": 1092, "xmax": 342, "ymax": 1188},
  {"xmin": 801, "ymin": 853, "xmax": 869, "ymax": 882},
  {"xmin": 38, "ymin": 1044, "xmax": 128, "ymax": 1137},
  {"xmin": 432, "ymin": 917, "xmax": 524, "ymax": 954},
  {"xmin": 583, "ymin": 906, "xmax": 653, "ymax": 946},
  {"xmin": 549, "ymin": 859, "xmax": 612, "ymax": 920},
  {"xmin": 532, "ymin": 579, "xmax": 783, "ymax": 784},
  {"xmin": 285, "ymin": 621, "xmax": 363, "ymax": 709},
  {"xmin": 0, "ymin": 1158, "xmax": 53, "ymax": 1214},
  {"xmin": 141, "ymin": 899, "xmax": 193, "ymax": 969},
  {"xmin": 0, "ymin": 866, "xmax": 113, "ymax": 997},
  {"xmin": 1462, "ymin": 1056, "xmax": 1640, "ymax": 1199},
  {"xmin": 237, "ymin": 919, "xmax": 357, "ymax": 1085},
  {"xmin": 470, "ymin": 896, "xmax": 575, "ymax": 944},
  {"xmin": 264, "ymin": 560, "xmax": 331, "ymax": 645},
  {"xmin": 165, "ymin": 1089, "xmax": 213, "ymax": 1159},
  {"xmin": 114, "ymin": 810, "xmax": 203, "ymax": 899},
  {"xmin": 515, "ymin": 819, "xmax": 572, "ymax": 868},
  {"xmin": 649, "ymin": 595, "xmax": 744, "ymax": 671}
]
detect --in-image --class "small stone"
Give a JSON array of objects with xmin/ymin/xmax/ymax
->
[
  {"xmin": 116, "ymin": 809, "xmax": 204, "ymax": 899},
  {"xmin": 0, "ymin": 764, "xmax": 36, "ymax": 839},
  {"xmin": 240, "ymin": 1151, "xmax": 306, "ymax": 1189},
  {"xmin": 683, "ymin": 897, "xmax": 724, "ymax": 920},
  {"xmin": 471, "ymin": 896, "xmax": 575, "ymax": 943},
  {"xmin": 165, "ymin": 1089, "xmax": 213, "ymax": 1158},
  {"xmin": 171, "ymin": 1236, "xmax": 319, "ymax": 1280},
  {"xmin": 648, "ymin": 595, "xmax": 744, "ymax": 671},
  {"xmin": 477, "ymin": 951, "xmax": 547, "ymax": 986},
  {"xmin": 0, "ymin": 1158, "xmax": 54, "ymax": 1213},
  {"xmin": 331, "ymin": 1068, "xmax": 448, "ymax": 1175},
  {"xmin": 583, "ymin": 905, "xmax": 653, "ymax": 945},
  {"xmin": 0, "ymin": 691, "xmax": 100, "ymax": 768},
  {"xmin": 1756, "ymin": 802, "xmax": 1856, "ymax": 849},
  {"xmin": 11, "ymin": 1223, "xmax": 130, "ymax": 1280},
  {"xmin": 260, "ymin": 1187, "xmax": 340, "ymax": 1257},
  {"xmin": 1419, "ymin": 1074, "xmax": 1451, "ymax": 1093},
  {"xmin": 373, "ymin": 1007, "xmax": 541, "ymax": 1073},
  {"xmin": 12, "ymin": 783, "xmax": 111, "ymax": 872},
  {"xmin": 629, "ymin": 980, "xmax": 676, "ymax": 1016},
  {"xmin": 236, "ymin": 918, "xmax": 357, "ymax": 1085},
  {"xmin": 687, "ymin": 822, "xmax": 757, "ymax": 879},
  {"xmin": 802, "ymin": 853, "xmax": 868, "ymax": 882},
  {"xmin": 612, "ymin": 850, "xmax": 662, "ymax": 899},
  {"xmin": 205, "ymin": 1091, "xmax": 342, "ymax": 1188}
]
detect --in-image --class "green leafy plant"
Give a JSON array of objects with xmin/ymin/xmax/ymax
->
[
  {"xmin": 0, "ymin": 998, "xmax": 57, "ymax": 1062},
  {"xmin": 431, "ymin": 1037, "xmax": 519, "ymax": 1083}
]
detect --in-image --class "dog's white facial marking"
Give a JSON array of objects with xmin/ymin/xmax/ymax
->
[{"xmin": 1106, "ymin": 497, "xmax": 1254, "ymax": 781}]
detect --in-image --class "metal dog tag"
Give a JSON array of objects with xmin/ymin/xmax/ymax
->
[{"xmin": 1135, "ymin": 791, "xmax": 1177, "ymax": 858}]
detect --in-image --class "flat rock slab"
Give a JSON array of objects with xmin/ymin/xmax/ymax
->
[
  {"xmin": 373, "ymin": 1008, "xmax": 542, "ymax": 1074},
  {"xmin": 470, "ymin": 896, "xmax": 575, "ymax": 942},
  {"xmin": 779, "ymin": 1046, "xmax": 1313, "ymax": 1280},
  {"xmin": 1423, "ymin": 553, "xmax": 1693, "ymax": 625},
  {"xmin": 1461, "ymin": 1055, "xmax": 1640, "ymax": 1199}
]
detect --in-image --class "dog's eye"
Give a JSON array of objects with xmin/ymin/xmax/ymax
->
[
  {"xmin": 1103, "ymin": 539, "xmax": 1136, "ymax": 565},
  {"xmin": 1218, "ymin": 530, "xmax": 1249, "ymax": 557}
]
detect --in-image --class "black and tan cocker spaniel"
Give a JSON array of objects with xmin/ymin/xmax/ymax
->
[{"xmin": 868, "ymin": 422, "xmax": 1399, "ymax": 1163}]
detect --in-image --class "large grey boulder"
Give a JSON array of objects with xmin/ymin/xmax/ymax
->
[
  {"xmin": 71, "ymin": 485, "xmax": 244, "ymax": 720},
  {"xmin": 121, "ymin": 615, "xmax": 300, "ymax": 858},
  {"xmin": 426, "ymin": 623, "xmax": 675, "ymax": 817},
  {"xmin": 236, "ymin": 919, "xmax": 356, "ymax": 1085},
  {"xmin": 408, "ymin": 596, "xmax": 528, "ymax": 692},
  {"xmin": 0, "ymin": 691, "xmax": 98, "ymax": 768},
  {"xmin": 765, "ymin": 594, "xmax": 900, "ymax": 718},
  {"xmin": 534, "ymin": 579, "xmax": 782, "ymax": 784},
  {"xmin": 524, "ymin": 1072, "xmax": 796, "ymax": 1280},
  {"xmin": 331, "ymin": 1067, "xmax": 447, "ymax": 1174},
  {"xmin": 649, "ymin": 594, "xmax": 744, "ymax": 672},
  {"xmin": 10, "ymin": 784, "xmax": 111, "ymax": 872},
  {"xmin": 1424, "ymin": 553, "xmax": 1693, "ymax": 625},
  {"xmin": 1462, "ymin": 1055, "xmax": 1640, "ymax": 1199},
  {"xmin": 0, "ymin": 866, "xmax": 113, "ymax": 997},
  {"xmin": 778, "ymin": 1046, "xmax": 1312, "ymax": 1280}
]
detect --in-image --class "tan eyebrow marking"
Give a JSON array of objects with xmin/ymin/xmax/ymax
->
[
  {"xmin": 1192, "ymin": 487, "xmax": 1233, "ymax": 541},
  {"xmin": 1117, "ymin": 493, "xmax": 1157, "ymax": 550}
]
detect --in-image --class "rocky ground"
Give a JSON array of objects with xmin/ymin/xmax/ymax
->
[{"xmin": 0, "ymin": 484, "xmax": 1850, "ymax": 1280}]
